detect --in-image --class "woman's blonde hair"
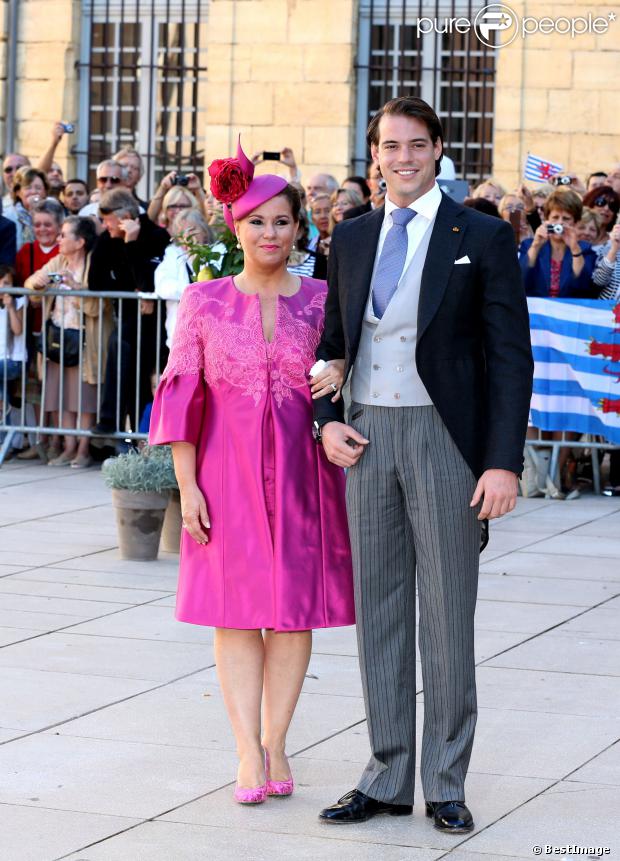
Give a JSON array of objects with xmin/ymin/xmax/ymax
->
[
  {"xmin": 330, "ymin": 187, "xmax": 363, "ymax": 230},
  {"xmin": 172, "ymin": 208, "xmax": 213, "ymax": 244},
  {"xmin": 161, "ymin": 186, "xmax": 200, "ymax": 227},
  {"xmin": 472, "ymin": 179, "xmax": 506, "ymax": 201},
  {"xmin": 578, "ymin": 206, "xmax": 603, "ymax": 233}
]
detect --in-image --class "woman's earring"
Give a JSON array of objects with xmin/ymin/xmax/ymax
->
[
  {"xmin": 291, "ymin": 242, "xmax": 296, "ymax": 252},
  {"xmin": 236, "ymin": 241, "xmax": 241, "ymax": 250}
]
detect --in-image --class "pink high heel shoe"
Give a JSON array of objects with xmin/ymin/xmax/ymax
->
[
  {"xmin": 265, "ymin": 750, "xmax": 294, "ymax": 797},
  {"xmin": 233, "ymin": 782, "xmax": 267, "ymax": 804}
]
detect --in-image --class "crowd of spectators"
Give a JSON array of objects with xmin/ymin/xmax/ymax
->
[{"xmin": 0, "ymin": 126, "xmax": 619, "ymax": 490}]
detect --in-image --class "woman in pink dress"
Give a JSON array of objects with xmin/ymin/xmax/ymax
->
[{"xmin": 149, "ymin": 141, "xmax": 354, "ymax": 804}]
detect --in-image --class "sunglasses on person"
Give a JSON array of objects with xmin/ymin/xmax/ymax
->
[
  {"xmin": 593, "ymin": 196, "xmax": 614, "ymax": 208},
  {"xmin": 97, "ymin": 175, "xmax": 122, "ymax": 185},
  {"xmin": 3, "ymin": 165, "xmax": 16, "ymax": 174}
]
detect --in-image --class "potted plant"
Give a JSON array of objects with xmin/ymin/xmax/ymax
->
[{"xmin": 102, "ymin": 445, "xmax": 178, "ymax": 560}]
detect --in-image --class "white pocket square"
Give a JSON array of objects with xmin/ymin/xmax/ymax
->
[{"xmin": 454, "ymin": 255, "xmax": 471, "ymax": 265}]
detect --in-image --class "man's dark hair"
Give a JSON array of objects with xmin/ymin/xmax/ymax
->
[
  {"xmin": 587, "ymin": 171, "xmax": 608, "ymax": 184},
  {"xmin": 99, "ymin": 188, "xmax": 140, "ymax": 219},
  {"xmin": 64, "ymin": 178, "xmax": 89, "ymax": 192},
  {"xmin": 0, "ymin": 263, "xmax": 15, "ymax": 280},
  {"xmin": 366, "ymin": 97, "xmax": 444, "ymax": 178},
  {"xmin": 344, "ymin": 176, "xmax": 371, "ymax": 201},
  {"xmin": 64, "ymin": 215, "xmax": 98, "ymax": 253}
]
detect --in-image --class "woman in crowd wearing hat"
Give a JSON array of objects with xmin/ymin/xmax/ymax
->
[{"xmin": 149, "ymin": 140, "xmax": 355, "ymax": 805}]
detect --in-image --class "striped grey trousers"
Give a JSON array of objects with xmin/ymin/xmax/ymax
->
[{"xmin": 346, "ymin": 403, "xmax": 481, "ymax": 805}]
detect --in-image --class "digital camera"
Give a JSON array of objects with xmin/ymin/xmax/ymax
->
[
  {"xmin": 173, "ymin": 174, "xmax": 189, "ymax": 186},
  {"xmin": 48, "ymin": 273, "xmax": 64, "ymax": 284},
  {"xmin": 552, "ymin": 175, "xmax": 571, "ymax": 186},
  {"xmin": 547, "ymin": 223, "xmax": 564, "ymax": 235},
  {"xmin": 61, "ymin": 123, "xmax": 75, "ymax": 134}
]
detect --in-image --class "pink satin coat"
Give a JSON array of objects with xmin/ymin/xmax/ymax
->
[{"xmin": 149, "ymin": 275, "xmax": 355, "ymax": 632}]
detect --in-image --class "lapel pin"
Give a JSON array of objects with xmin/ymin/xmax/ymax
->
[{"xmin": 452, "ymin": 226, "xmax": 460, "ymax": 233}]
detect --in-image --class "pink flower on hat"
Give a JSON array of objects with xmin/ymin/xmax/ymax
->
[{"xmin": 208, "ymin": 158, "xmax": 251, "ymax": 205}]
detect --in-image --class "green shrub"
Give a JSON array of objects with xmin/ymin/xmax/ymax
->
[{"xmin": 102, "ymin": 445, "xmax": 178, "ymax": 493}]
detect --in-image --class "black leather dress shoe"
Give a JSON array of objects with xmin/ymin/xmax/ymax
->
[
  {"xmin": 426, "ymin": 800, "xmax": 474, "ymax": 832},
  {"xmin": 319, "ymin": 789, "xmax": 413, "ymax": 824}
]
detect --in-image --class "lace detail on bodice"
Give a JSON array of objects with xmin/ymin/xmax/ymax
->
[
  {"xmin": 161, "ymin": 286, "xmax": 225, "ymax": 379},
  {"xmin": 162, "ymin": 281, "xmax": 327, "ymax": 408}
]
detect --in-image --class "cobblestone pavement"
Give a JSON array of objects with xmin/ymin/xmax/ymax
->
[{"xmin": 0, "ymin": 460, "xmax": 618, "ymax": 860}]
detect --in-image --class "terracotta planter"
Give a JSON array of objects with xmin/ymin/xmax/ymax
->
[
  {"xmin": 161, "ymin": 489, "xmax": 182, "ymax": 553},
  {"xmin": 111, "ymin": 489, "xmax": 169, "ymax": 560}
]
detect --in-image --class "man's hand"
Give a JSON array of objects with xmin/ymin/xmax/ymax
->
[
  {"xmin": 139, "ymin": 299, "xmax": 155, "ymax": 315},
  {"xmin": 51, "ymin": 121, "xmax": 66, "ymax": 144},
  {"xmin": 470, "ymin": 469, "xmax": 518, "ymax": 520},
  {"xmin": 120, "ymin": 217, "xmax": 141, "ymax": 243},
  {"xmin": 321, "ymin": 421, "xmax": 369, "ymax": 468}
]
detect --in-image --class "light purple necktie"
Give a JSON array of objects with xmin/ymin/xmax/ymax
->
[{"xmin": 372, "ymin": 207, "xmax": 416, "ymax": 319}]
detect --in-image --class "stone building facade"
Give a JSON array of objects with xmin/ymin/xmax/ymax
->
[{"xmin": 0, "ymin": 0, "xmax": 617, "ymax": 197}]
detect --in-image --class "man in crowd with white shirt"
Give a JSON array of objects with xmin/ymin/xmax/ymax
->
[{"xmin": 314, "ymin": 97, "xmax": 533, "ymax": 833}]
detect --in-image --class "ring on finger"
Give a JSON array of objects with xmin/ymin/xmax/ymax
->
[{"xmin": 330, "ymin": 383, "xmax": 338, "ymax": 393}]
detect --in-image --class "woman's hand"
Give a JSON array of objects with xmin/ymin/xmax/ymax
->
[
  {"xmin": 59, "ymin": 270, "xmax": 80, "ymax": 290},
  {"xmin": 532, "ymin": 223, "xmax": 548, "ymax": 249},
  {"xmin": 158, "ymin": 171, "xmax": 177, "ymax": 195},
  {"xmin": 186, "ymin": 173, "xmax": 204, "ymax": 195},
  {"xmin": 180, "ymin": 484, "xmax": 210, "ymax": 545},
  {"xmin": 29, "ymin": 270, "xmax": 50, "ymax": 291},
  {"xmin": 561, "ymin": 223, "xmax": 580, "ymax": 254},
  {"xmin": 310, "ymin": 359, "xmax": 345, "ymax": 402}
]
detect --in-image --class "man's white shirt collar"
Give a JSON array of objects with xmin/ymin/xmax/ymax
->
[{"xmin": 383, "ymin": 182, "xmax": 443, "ymax": 224}]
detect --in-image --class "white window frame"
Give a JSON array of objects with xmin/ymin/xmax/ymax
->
[
  {"xmin": 78, "ymin": 1, "xmax": 207, "ymax": 198},
  {"xmin": 354, "ymin": 1, "xmax": 495, "ymax": 180}
]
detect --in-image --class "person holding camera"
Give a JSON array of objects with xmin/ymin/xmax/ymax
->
[
  {"xmin": 550, "ymin": 172, "xmax": 586, "ymax": 195},
  {"xmin": 519, "ymin": 188, "xmax": 596, "ymax": 298},
  {"xmin": 148, "ymin": 170, "xmax": 207, "ymax": 226},
  {"xmin": 25, "ymin": 216, "xmax": 111, "ymax": 468}
]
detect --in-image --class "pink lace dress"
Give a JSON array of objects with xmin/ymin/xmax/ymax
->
[{"xmin": 149, "ymin": 275, "xmax": 355, "ymax": 631}]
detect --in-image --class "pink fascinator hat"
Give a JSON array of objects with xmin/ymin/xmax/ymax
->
[{"xmin": 208, "ymin": 137, "xmax": 288, "ymax": 235}]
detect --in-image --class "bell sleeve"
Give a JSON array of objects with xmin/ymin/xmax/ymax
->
[{"xmin": 149, "ymin": 285, "xmax": 206, "ymax": 447}]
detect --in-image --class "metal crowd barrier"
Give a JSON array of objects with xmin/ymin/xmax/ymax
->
[
  {"xmin": 524, "ymin": 432, "xmax": 619, "ymax": 497},
  {"xmin": 0, "ymin": 287, "xmax": 165, "ymax": 466},
  {"xmin": 1, "ymin": 286, "xmax": 619, "ymax": 492}
]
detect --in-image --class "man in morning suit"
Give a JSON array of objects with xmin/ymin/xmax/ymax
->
[{"xmin": 313, "ymin": 97, "xmax": 533, "ymax": 832}]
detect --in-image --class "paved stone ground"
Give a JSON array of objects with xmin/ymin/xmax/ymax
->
[{"xmin": 0, "ymin": 460, "xmax": 619, "ymax": 861}]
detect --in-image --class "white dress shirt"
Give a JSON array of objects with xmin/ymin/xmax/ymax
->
[
  {"xmin": 351, "ymin": 183, "xmax": 443, "ymax": 407},
  {"xmin": 372, "ymin": 183, "xmax": 443, "ymax": 296}
]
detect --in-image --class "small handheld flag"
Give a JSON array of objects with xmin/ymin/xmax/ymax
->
[{"xmin": 524, "ymin": 153, "xmax": 564, "ymax": 183}]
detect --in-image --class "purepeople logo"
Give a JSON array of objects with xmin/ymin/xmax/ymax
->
[{"xmin": 416, "ymin": 3, "xmax": 616, "ymax": 49}]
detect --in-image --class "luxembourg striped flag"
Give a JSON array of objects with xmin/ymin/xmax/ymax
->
[
  {"xmin": 529, "ymin": 298, "xmax": 620, "ymax": 444},
  {"xmin": 524, "ymin": 153, "xmax": 564, "ymax": 183}
]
